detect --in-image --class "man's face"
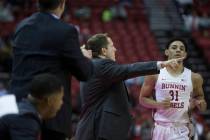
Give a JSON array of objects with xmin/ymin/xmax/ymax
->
[
  {"xmin": 46, "ymin": 88, "xmax": 64, "ymax": 119},
  {"xmin": 104, "ymin": 37, "xmax": 117, "ymax": 61},
  {"xmin": 165, "ymin": 41, "xmax": 187, "ymax": 60}
]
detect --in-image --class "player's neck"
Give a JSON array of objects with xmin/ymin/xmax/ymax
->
[{"xmin": 166, "ymin": 63, "xmax": 184, "ymax": 76}]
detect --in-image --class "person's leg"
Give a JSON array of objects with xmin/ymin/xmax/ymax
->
[
  {"xmin": 174, "ymin": 125, "xmax": 190, "ymax": 140},
  {"xmin": 41, "ymin": 127, "xmax": 67, "ymax": 140}
]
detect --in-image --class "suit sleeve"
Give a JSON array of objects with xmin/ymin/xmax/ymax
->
[
  {"xmin": 99, "ymin": 59, "xmax": 159, "ymax": 83},
  {"xmin": 7, "ymin": 115, "xmax": 41, "ymax": 140},
  {"xmin": 60, "ymin": 26, "xmax": 93, "ymax": 81}
]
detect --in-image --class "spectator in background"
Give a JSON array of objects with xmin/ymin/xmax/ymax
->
[
  {"xmin": 176, "ymin": 0, "xmax": 193, "ymax": 5},
  {"xmin": 102, "ymin": 8, "xmax": 113, "ymax": 22},
  {"xmin": 0, "ymin": 73, "xmax": 64, "ymax": 140},
  {"xmin": 183, "ymin": 12, "xmax": 199, "ymax": 31},
  {"xmin": 199, "ymin": 12, "xmax": 210, "ymax": 30},
  {"xmin": 0, "ymin": 38, "xmax": 6, "ymax": 66},
  {"xmin": 0, "ymin": 38, "xmax": 12, "ymax": 73},
  {"xmin": 182, "ymin": 13, "xmax": 210, "ymax": 32},
  {"xmin": 139, "ymin": 115, "xmax": 153, "ymax": 140},
  {"xmin": 0, "ymin": 1, "xmax": 14, "ymax": 22},
  {"xmin": 7, "ymin": 0, "xmax": 33, "ymax": 9},
  {"xmin": 74, "ymin": 6, "xmax": 91, "ymax": 21},
  {"xmin": 0, "ymin": 81, "xmax": 8, "ymax": 96},
  {"xmin": 119, "ymin": 0, "xmax": 133, "ymax": 6},
  {"xmin": 130, "ymin": 106, "xmax": 153, "ymax": 140},
  {"xmin": 102, "ymin": 0, "xmax": 128, "ymax": 23},
  {"xmin": 9, "ymin": 0, "xmax": 93, "ymax": 139},
  {"xmin": 178, "ymin": 0, "xmax": 210, "ymax": 32},
  {"xmin": 79, "ymin": 28, "xmax": 91, "ymax": 44},
  {"xmin": 110, "ymin": 4, "xmax": 127, "ymax": 20}
]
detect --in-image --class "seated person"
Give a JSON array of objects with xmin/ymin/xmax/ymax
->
[{"xmin": 0, "ymin": 73, "xmax": 64, "ymax": 140}]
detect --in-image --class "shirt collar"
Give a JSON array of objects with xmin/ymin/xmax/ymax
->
[{"xmin": 51, "ymin": 13, "xmax": 60, "ymax": 19}]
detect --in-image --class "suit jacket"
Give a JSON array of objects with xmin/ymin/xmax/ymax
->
[
  {"xmin": 0, "ymin": 99, "xmax": 41, "ymax": 140},
  {"xmin": 75, "ymin": 58, "xmax": 159, "ymax": 140},
  {"xmin": 9, "ymin": 12, "xmax": 93, "ymax": 136}
]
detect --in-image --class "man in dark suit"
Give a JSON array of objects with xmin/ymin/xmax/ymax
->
[
  {"xmin": 9, "ymin": 0, "xmax": 93, "ymax": 139},
  {"xmin": 0, "ymin": 73, "xmax": 64, "ymax": 140},
  {"xmin": 75, "ymin": 34, "xmax": 185, "ymax": 140}
]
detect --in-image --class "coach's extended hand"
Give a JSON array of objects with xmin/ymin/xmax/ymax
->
[{"xmin": 159, "ymin": 57, "xmax": 185, "ymax": 70}]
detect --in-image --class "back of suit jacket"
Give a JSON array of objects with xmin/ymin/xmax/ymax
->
[
  {"xmin": 9, "ymin": 12, "xmax": 93, "ymax": 136},
  {"xmin": 76, "ymin": 58, "xmax": 159, "ymax": 140},
  {"xmin": 0, "ymin": 99, "xmax": 41, "ymax": 140}
]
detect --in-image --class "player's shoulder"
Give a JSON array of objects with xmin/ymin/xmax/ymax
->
[{"xmin": 191, "ymin": 72, "xmax": 203, "ymax": 83}]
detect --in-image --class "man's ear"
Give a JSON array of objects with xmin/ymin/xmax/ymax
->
[
  {"xmin": 101, "ymin": 47, "xmax": 107, "ymax": 56},
  {"xmin": 165, "ymin": 49, "xmax": 169, "ymax": 56}
]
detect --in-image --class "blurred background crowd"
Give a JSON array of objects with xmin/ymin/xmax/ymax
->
[{"xmin": 0, "ymin": 0, "xmax": 210, "ymax": 139}]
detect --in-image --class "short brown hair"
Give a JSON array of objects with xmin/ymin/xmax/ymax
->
[{"xmin": 85, "ymin": 33, "xmax": 109, "ymax": 58}]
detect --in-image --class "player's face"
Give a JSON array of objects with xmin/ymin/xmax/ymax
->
[
  {"xmin": 165, "ymin": 41, "xmax": 187, "ymax": 60},
  {"xmin": 104, "ymin": 37, "xmax": 117, "ymax": 61}
]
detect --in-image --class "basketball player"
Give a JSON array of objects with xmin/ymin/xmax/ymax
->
[{"xmin": 139, "ymin": 38, "xmax": 207, "ymax": 140}]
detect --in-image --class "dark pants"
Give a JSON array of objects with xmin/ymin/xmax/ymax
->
[{"xmin": 41, "ymin": 127, "xmax": 67, "ymax": 140}]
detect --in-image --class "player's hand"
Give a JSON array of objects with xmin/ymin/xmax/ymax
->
[
  {"xmin": 81, "ymin": 45, "xmax": 92, "ymax": 59},
  {"xmin": 160, "ymin": 57, "xmax": 186, "ymax": 70},
  {"xmin": 189, "ymin": 98, "xmax": 196, "ymax": 110},
  {"xmin": 195, "ymin": 99, "xmax": 207, "ymax": 112},
  {"xmin": 158, "ymin": 98, "xmax": 171, "ymax": 109}
]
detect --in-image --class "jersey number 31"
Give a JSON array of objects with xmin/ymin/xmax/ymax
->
[{"xmin": 169, "ymin": 90, "xmax": 179, "ymax": 101}]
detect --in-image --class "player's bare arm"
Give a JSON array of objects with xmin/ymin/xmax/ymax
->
[
  {"xmin": 191, "ymin": 72, "xmax": 207, "ymax": 112},
  {"xmin": 139, "ymin": 75, "xmax": 171, "ymax": 109}
]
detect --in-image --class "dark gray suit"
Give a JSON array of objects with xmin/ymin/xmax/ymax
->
[
  {"xmin": 9, "ymin": 12, "xmax": 93, "ymax": 138},
  {"xmin": 75, "ymin": 58, "xmax": 159, "ymax": 140}
]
